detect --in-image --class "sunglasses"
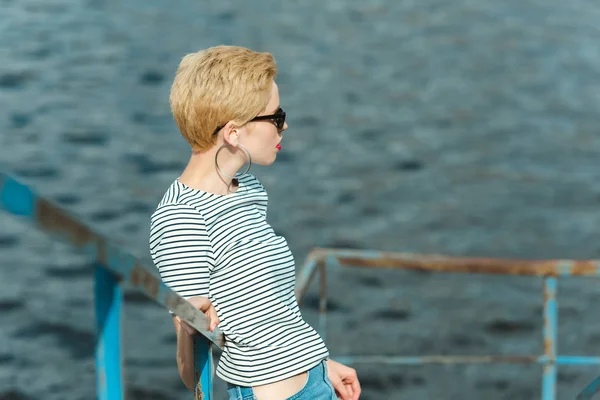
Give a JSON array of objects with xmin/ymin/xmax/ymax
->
[{"xmin": 213, "ymin": 107, "xmax": 286, "ymax": 135}]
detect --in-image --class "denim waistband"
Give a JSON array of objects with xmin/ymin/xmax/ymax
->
[{"xmin": 227, "ymin": 360, "xmax": 326, "ymax": 398}]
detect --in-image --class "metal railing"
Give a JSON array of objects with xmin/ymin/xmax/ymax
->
[
  {"xmin": 0, "ymin": 172, "xmax": 223, "ymax": 400},
  {"xmin": 4, "ymin": 170, "xmax": 600, "ymax": 399},
  {"xmin": 295, "ymin": 248, "xmax": 600, "ymax": 400}
]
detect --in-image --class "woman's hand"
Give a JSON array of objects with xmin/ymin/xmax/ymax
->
[
  {"xmin": 176, "ymin": 296, "xmax": 220, "ymax": 335},
  {"xmin": 326, "ymin": 359, "xmax": 361, "ymax": 400}
]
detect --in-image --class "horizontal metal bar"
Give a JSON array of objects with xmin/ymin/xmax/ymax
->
[
  {"xmin": 306, "ymin": 248, "xmax": 600, "ymax": 277},
  {"xmin": 333, "ymin": 355, "xmax": 539, "ymax": 365},
  {"xmin": 331, "ymin": 355, "xmax": 600, "ymax": 366},
  {"xmin": 0, "ymin": 173, "xmax": 224, "ymax": 348},
  {"xmin": 556, "ymin": 356, "xmax": 600, "ymax": 365}
]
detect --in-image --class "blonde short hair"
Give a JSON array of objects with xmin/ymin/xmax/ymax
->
[{"xmin": 170, "ymin": 45, "xmax": 278, "ymax": 151}]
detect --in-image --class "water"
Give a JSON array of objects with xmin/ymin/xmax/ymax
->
[{"xmin": 1, "ymin": 0, "xmax": 600, "ymax": 398}]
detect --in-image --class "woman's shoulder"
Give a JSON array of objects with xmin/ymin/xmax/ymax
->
[
  {"xmin": 155, "ymin": 179, "xmax": 185, "ymax": 208},
  {"xmin": 151, "ymin": 181, "xmax": 207, "ymax": 224},
  {"xmin": 240, "ymin": 173, "xmax": 266, "ymax": 194}
]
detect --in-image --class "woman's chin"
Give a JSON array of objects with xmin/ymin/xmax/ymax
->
[{"xmin": 255, "ymin": 155, "xmax": 277, "ymax": 167}]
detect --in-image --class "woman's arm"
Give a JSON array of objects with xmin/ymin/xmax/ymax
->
[
  {"xmin": 172, "ymin": 316, "xmax": 196, "ymax": 390},
  {"xmin": 150, "ymin": 205, "xmax": 219, "ymax": 390},
  {"xmin": 326, "ymin": 359, "xmax": 361, "ymax": 400},
  {"xmin": 171, "ymin": 296, "xmax": 220, "ymax": 391}
]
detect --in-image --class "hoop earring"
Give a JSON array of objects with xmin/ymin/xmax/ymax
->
[{"xmin": 215, "ymin": 143, "xmax": 252, "ymax": 180}]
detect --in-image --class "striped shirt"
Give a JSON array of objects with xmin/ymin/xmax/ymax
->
[{"xmin": 149, "ymin": 173, "xmax": 329, "ymax": 386}]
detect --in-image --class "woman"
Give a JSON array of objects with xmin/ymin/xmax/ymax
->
[{"xmin": 150, "ymin": 45, "xmax": 361, "ymax": 400}]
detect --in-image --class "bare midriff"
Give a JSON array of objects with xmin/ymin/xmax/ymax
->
[{"xmin": 252, "ymin": 371, "xmax": 309, "ymax": 400}]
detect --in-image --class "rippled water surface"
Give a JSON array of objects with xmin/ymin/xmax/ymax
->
[{"xmin": 1, "ymin": 0, "xmax": 600, "ymax": 399}]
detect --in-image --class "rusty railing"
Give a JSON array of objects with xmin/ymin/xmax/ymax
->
[
  {"xmin": 6, "ymin": 169, "xmax": 600, "ymax": 399},
  {"xmin": 0, "ymin": 172, "xmax": 223, "ymax": 399},
  {"xmin": 295, "ymin": 248, "xmax": 600, "ymax": 400}
]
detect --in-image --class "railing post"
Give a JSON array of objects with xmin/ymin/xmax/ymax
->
[
  {"xmin": 193, "ymin": 335, "xmax": 214, "ymax": 399},
  {"xmin": 95, "ymin": 263, "xmax": 124, "ymax": 400},
  {"xmin": 318, "ymin": 260, "xmax": 327, "ymax": 342},
  {"xmin": 1, "ymin": 174, "xmax": 225, "ymax": 399},
  {"xmin": 542, "ymin": 277, "xmax": 558, "ymax": 400}
]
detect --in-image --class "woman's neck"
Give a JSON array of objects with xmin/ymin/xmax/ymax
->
[{"xmin": 178, "ymin": 151, "xmax": 241, "ymax": 195}]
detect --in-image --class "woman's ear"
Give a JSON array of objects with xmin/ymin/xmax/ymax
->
[{"xmin": 222, "ymin": 121, "xmax": 240, "ymax": 147}]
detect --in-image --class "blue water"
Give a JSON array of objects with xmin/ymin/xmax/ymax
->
[{"xmin": 1, "ymin": 0, "xmax": 600, "ymax": 398}]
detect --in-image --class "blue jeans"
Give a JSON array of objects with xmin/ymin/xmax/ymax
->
[{"xmin": 226, "ymin": 360, "xmax": 336, "ymax": 400}]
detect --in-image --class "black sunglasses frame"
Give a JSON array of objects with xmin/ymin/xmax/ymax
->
[{"xmin": 213, "ymin": 107, "xmax": 286, "ymax": 135}]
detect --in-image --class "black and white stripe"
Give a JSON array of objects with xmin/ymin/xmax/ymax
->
[{"xmin": 150, "ymin": 174, "xmax": 329, "ymax": 386}]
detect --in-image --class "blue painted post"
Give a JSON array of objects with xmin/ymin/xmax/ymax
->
[
  {"xmin": 194, "ymin": 335, "xmax": 213, "ymax": 399},
  {"xmin": 318, "ymin": 262, "xmax": 327, "ymax": 342},
  {"xmin": 542, "ymin": 277, "xmax": 557, "ymax": 400},
  {"xmin": 95, "ymin": 263, "xmax": 124, "ymax": 400}
]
